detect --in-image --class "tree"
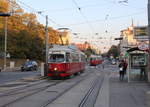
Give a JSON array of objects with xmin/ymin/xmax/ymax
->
[
  {"xmin": 107, "ymin": 45, "xmax": 119, "ymax": 58},
  {"xmin": 0, "ymin": 0, "xmax": 9, "ymax": 12},
  {"xmin": 84, "ymin": 46, "xmax": 95, "ymax": 58},
  {"xmin": 0, "ymin": 0, "xmax": 61, "ymax": 61}
]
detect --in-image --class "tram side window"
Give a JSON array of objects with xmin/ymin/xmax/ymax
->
[
  {"xmin": 66, "ymin": 53, "xmax": 71, "ymax": 62},
  {"xmin": 81, "ymin": 55, "xmax": 86, "ymax": 62},
  {"xmin": 72, "ymin": 54, "xmax": 79, "ymax": 62}
]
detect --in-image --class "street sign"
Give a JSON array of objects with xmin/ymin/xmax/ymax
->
[{"xmin": 138, "ymin": 43, "xmax": 148, "ymax": 51}]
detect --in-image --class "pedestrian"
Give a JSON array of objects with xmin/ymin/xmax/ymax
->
[
  {"xmin": 140, "ymin": 67, "xmax": 146, "ymax": 80},
  {"xmin": 118, "ymin": 60, "xmax": 127, "ymax": 81},
  {"xmin": 123, "ymin": 60, "xmax": 128, "ymax": 75}
]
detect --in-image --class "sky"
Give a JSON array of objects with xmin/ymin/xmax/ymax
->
[{"xmin": 16, "ymin": 0, "xmax": 148, "ymax": 53}]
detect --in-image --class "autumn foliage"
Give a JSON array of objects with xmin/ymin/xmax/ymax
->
[{"xmin": 0, "ymin": 0, "xmax": 60, "ymax": 60}]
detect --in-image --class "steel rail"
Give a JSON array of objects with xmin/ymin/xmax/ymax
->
[
  {"xmin": 1, "ymin": 68, "xmax": 93, "ymax": 107},
  {"xmin": 1, "ymin": 80, "xmax": 63, "ymax": 107},
  {"xmin": 0, "ymin": 79, "xmax": 48, "ymax": 97},
  {"xmin": 40, "ymin": 71, "xmax": 93, "ymax": 107},
  {"xmin": 78, "ymin": 74, "xmax": 104, "ymax": 107}
]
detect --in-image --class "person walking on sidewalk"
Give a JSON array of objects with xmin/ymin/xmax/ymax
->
[{"xmin": 118, "ymin": 60, "xmax": 127, "ymax": 81}]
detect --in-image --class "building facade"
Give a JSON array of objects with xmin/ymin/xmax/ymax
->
[
  {"xmin": 57, "ymin": 30, "xmax": 70, "ymax": 45},
  {"xmin": 120, "ymin": 25, "xmax": 148, "ymax": 57}
]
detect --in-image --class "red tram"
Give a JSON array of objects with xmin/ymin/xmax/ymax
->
[
  {"xmin": 47, "ymin": 45, "xmax": 86, "ymax": 77},
  {"xmin": 89, "ymin": 55, "xmax": 103, "ymax": 66}
]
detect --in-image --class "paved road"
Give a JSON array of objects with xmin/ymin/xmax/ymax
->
[
  {"xmin": 0, "ymin": 71, "xmax": 40, "ymax": 85},
  {"xmin": 0, "ymin": 62, "xmax": 149, "ymax": 107}
]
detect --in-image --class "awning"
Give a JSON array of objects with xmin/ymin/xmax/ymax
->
[{"xmin": 127, "ymin": 47, "xmax": 148, "ymax": 53}]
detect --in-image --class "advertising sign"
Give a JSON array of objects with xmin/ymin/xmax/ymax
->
[
  {"xmin": 138, "ymin": 43, "xmax": 148, "ymax": 51},
  {"xmin": 130, "ymin": 53, "xmax": 147, "ymax": 68}
]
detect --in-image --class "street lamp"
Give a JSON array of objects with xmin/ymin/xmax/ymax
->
[
  {"xmin": 45, "ymin": 15, "xmax": 49, "ymax": 76},
  {"xmin": 0, "ymin": 13, "xmax": 11, "ymax": 70},
  {"xmin": 148, "ymin": 0, "xmax": 150, "ymax": 81}
]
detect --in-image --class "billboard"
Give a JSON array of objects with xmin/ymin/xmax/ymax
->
[{"xmin": 134, "ymin": 26, "xmax": 148, "ymax": 40}]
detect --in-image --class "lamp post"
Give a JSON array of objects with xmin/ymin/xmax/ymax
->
[
  {"xmin": 148, "ymin": 0, "xmax": 150, "ymax": 81},
  {"xmin": 45, "ymin": 15, "xmax": 49, "ymax": 76},
  {"xmin": 0, "ymin": 13, "xmax": 11, "ymax": 70}
]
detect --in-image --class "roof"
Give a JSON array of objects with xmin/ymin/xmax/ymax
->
[
  {"xmin": 127, "ymin": 47, "xmax": 148, "ymax": 53},
  {"xmin": 49, "ymin": 45, "xmax": 81, "ymax": 53}
]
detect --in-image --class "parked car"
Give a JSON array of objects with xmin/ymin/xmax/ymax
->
[
  {"xmin": 21, "ymin": 61, "xmax": 38, "ymax": 71},
  {"xmin": 111, "ymin": 59, "xmax": 117, "ymax": 65}
]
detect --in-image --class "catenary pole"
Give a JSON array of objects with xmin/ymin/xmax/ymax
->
[
  {"xmin": 0, "ymin": 13, "xmax": 10, "ymax": 70},
  {"xmin": 148, "ymin": 0, "xmax": 150, "ymax": 81},
  {"xmin": 45, "ymin": 15, "xmax": 48, "ymax": 76},
  {"xmin": 4, "ymin": 17, "xmax": 8, "ymax": 70}
]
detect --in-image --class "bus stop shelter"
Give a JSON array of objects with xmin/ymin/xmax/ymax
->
[{"xmin": 127, "ymin": 47, "xmax": 149, "ymax": 82}]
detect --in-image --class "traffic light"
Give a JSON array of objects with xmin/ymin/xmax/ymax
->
[{"xmin": 0, "ymin": 13, "xmax": 11, "ymax": 17}]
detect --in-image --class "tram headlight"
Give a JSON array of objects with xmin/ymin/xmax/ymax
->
[{"xmin": 54, "ymin": 67, "xmax": 57, "ymax": 71}]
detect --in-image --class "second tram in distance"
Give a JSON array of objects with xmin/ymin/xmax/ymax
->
[{"xmin": 89, "ymin": 55, "xmax": 103, "ymax": 66}]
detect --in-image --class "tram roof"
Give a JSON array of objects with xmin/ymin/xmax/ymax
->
[
  {"xmin": 90, "ymin": 55, "xmax": 101, "ymax": 58},
  {"xmin": 49, "ymin": 45, "xmax": 81, "ymax": 53}
]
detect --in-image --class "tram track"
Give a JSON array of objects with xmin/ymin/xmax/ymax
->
[
  {"xmin": 0, "ymin": 68, "xmax": 93, "ymax": 107},
  {"xmin": 78, "ymin": 74, "xmax": 104, "ymax": 107},
  {"xmin": 0, "ymin": 79, "xmax": 49, "ymax": 97},
  {"xmin": 38, "ymin": 69, "xmax": 95, "ymax": 107},
  {"xmin": 39, "ymin": 68, "xmax": 99, "ymax": 107},
  {"xmin": 0, "ymin": 80, "xmax": 64, "ymax": 107},
  {"xmin": 40, "ymin": 74, "xmax": 91, "ymax": 107},
  {"xmin": 0, "ymin": 80, "xmax": 62, "ymax": 97}
]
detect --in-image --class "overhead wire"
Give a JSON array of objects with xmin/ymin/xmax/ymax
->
[
  {"xmin": 65, "ymin": 10, "xmax": 146, "ymax": 26},
  {"xmin": 7, "ymin": 0, "xmax": 22, "ymax": 11},
  {"xmin": 11, "ymin": 0, "xmax": 62, "ymax": 27},
  {"xmin": 7, "ymin": 0, "xmax": 146, "ymax": 28},
  {"xmin": 105, "ymin": 0, "xmax": 146, "ymax": 10},
  {"xmin": 72, "ymin": 0, "xmax": 95, "ymax": 32},
  {"xmin": 46, "ymin": 2, "xmax": 112, "ymax": 13}
]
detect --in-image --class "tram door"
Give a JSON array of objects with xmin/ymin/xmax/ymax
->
[{"xmin": 129, "ymin": 53, "xmax": 148, "ymax": 81}]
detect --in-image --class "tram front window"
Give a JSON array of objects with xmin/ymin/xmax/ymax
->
[
  {"xmin": 90, "ymin": 58, "xmax": 96, "ymax": 61},
  {"xmin": 49, "ymin": 54, "xmax": 65, "ymax": 62}
]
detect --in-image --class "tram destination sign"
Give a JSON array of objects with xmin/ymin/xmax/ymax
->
[{"xmin": 133, "ymin": 26, "xmax": 148, "ymax": 41}]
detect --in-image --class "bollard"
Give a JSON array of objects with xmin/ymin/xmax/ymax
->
[
  {"xmin": 147, "ymin": 91, "xmax": 150, "ymax": 107},
  {"xmin": 10, "ymin": 61, "xmax": 15, "ymax": 68}
]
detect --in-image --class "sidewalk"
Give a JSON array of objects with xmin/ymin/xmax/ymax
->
[{"xmin": 109, "ymin": 73, "xmax": 150, "ymax": 107}]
